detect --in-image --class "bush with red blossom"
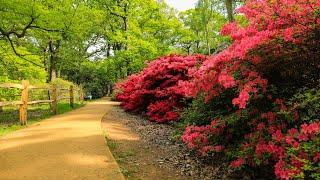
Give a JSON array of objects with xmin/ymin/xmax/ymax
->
[
  {"xmin": 115, "ymin": 54, "xmax": 206, "ymax": 123},
  {"xmin": 115, "ymin": 0, "xmax": 319, "ymax": 178},
  {"xmin": 180, "ymin": 0, "xmax": 320, "ymax": 179}
]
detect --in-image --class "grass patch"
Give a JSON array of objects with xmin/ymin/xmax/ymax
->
[
  {"xmin": 0, "ymin": 102, "xmax": 85, "ymax": 137},
  {"xmin": 106, "ymin": 137, "xmax": 118, "ymax": 151},
  {"xmin": 56, "ymin": 103, "xmax": 84, "ymax": 114},
  {"xmin": 117, "ymin": 150, "xmax": 136, "ymax": 163},
  {"xmin": 105, "ymin": 136, "xmax": 139, "ymax": 179},
  {"xmin": 120, "ymin": 166, "xmax": 139, "ymax": 178}
]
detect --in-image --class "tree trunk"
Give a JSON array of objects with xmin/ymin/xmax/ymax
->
[
  {"xmin": 0, "ymin": 98, "xmax": 3, "ymax": 113},
  {"xmin": 51, "ymin": 69, "xmax": 57, "ymax": 81},
  {"xmin": 196, "ymin": 40, "xmax": 200, "ymax": 53},
  {"xmin": 123, "ymin": 2, "xmax": 129, "ymax": 76},
  {"xmin": 186, "ymin": 44, "xmax": 191, "ymax": 55},
  {"xmin": 49, "ymin": 54, "xmax": 57, "ymax": 81},
  {"xmin": 205, "ymin": 25, "xmax": 211, "ymax": 55},
  {"xmin": 107, "ymin": 43, "xmax": 111, "ymax": 57},
  {"xmin": 48, "ymin": 40, "xmax": 60, "ymax": 82},
  {"xmin": 225, "ymin": 0, "xmax": 234, "ymax": 22}
]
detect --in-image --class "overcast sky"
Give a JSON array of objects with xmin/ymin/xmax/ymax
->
[{"xmin": 165, "ymin": 0, "xmax": 197, "ymax": 11}]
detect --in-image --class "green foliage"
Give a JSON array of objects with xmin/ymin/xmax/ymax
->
[
  {"xmin": 0, "ymin": 43, "xmax": 47, "ymax": 83},
  {"xmin": 181, "ymin": 96, "xmax": 216, "ymax": 126},
  {"xmin": 50, "ymin": 78, "xmax": 74, "ymax": 88},
  {"xmin": 178, "ymin": 2, "xmax": 230, "ymax": 54},
  {"xmin": 1, "ymin": 0, "xmax": 198, "ymax": 97},
  {"xmin": 0, "ymin": 42, "xmax": 47, "ymax": 101},
  {"xmin": 97, "ymin": 0, "xmax": 186, "ymax": 76},
  {"xmin": 0, "ymin": 0, "xmax": 235, "ymax": 98},
  {"xmin": 181, "ymin": 89, "xmax": 237, "ymax": 126},
  {"xmin": 61, "ymin": 60, "xmax": 117, "ymax": 98},
  {"xmin": 289, "ymin": 88, "xmax": 320, "ymax": 122}
]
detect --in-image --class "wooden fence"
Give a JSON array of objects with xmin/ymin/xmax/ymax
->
[{"xmin": 0, "ymin": 80, "xmax": 84, "ymax": 125}]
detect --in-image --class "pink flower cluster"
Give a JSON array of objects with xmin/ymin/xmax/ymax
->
[
  {"xmin": 273, "ymin": 122, "xmax": 320, "ymax": 179},
  {"xmin": 229, "ymin": 98, "xmax": 319, "ymax": 179},
  {"xmin": 183, "ymin": 96, "xmax": 319, "ymax": 179},
  {"xmin": 182, "ymin": 120, "xmax": 225, "ymax": 156},
  {"xmin": 146, "ymin": 101, "xmax": 180, "ymax": 123},
  {"xmin": 187, "ymin": 0, "xmax": 319, "ymax": 110},
  {"xmin": 116, "ymin": 55, "xmax": 206, "ymax": 123}
]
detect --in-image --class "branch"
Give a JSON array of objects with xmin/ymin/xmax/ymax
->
[
  {"xmin": 85, "ymin": 47, "xmax": 107, "ymax": 59},
  {"xmin": 29, "ymin": 25, "xmax": 63, "ymax": 33},
  {"xmin": 5, "ymin": 35, "xmax": 44, "ymax": 68},
  {"xmin": 107, "ymin": 6, "xmax": 126, "ymax": 19},
  {"xmin": 84, "ymin": 34, "xmax": 105, "ymax": 52},
  {"xmin": 8, "ymin": 16, "xmax": 36, "ymax": 38}
]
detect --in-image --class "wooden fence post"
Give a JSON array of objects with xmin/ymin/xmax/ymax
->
[
  {"xmin": 19, "ymin": 80, "xmax": 29, "ymax": 125},
  {"xmin": 52, "ymin": 84, "xmax": 58, "ymax": 115},
  {"xmin": 70, "ymin": 85, "xmax": 74, "ymax": 108}
]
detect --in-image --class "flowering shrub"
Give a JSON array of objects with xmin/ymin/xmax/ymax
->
[
  {"xmin": 187, "ymin": 0, "xmax": 320, "ymax": 107},
  {"xmin": 115, "ymin": 55, "xmax": 206, "ymax": 123},
  {"xmin": 183, "ymin": 89, "xmax": 320, "ymax": 179},
  {"xmin": 182, "ymin": 119, "xmax": 226, "ymax": 156},
  {"xmin": 273, "ymin": 122, "xmax": 320, "ymax": 179},
  {"xmin": 181, "ymin": 0, "xmax": 320, "ymax": 179},
  {"xmin": 116, "ymin": 0, "xmax": 319, "ymax": 178}
]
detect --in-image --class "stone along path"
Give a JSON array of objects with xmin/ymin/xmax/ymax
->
[{"xmin": 0, "ymin": 99, "xmax": 124, "ymax": 180}]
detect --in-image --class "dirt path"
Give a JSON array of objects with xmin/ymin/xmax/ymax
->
[
  {"xmin": 101, "ymin": 101, "xmax": 193, "ymax": 180},
  {"xmin": 0, "ymin": 99, "xmax": 124, "ymax": 180}
]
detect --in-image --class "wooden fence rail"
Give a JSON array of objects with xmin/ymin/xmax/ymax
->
[{"xmin": 0, "ymin": 80, "xmax": 84, "ymax": 125}]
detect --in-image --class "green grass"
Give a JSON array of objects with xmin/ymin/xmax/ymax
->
[
  {"xmin": 104, "ymin": 136, "xmax": 139, "ymax": 178},
  {"xmin": 0, "ymin": 102, "xmax": 85, "ymax": 137},
  {"xmin": 105, "ymin": 136, "xmax": 118, "ymax": 151},
  {"xmin": 56, "ymin": 103, "xmax": 84, "ymax": 114}
]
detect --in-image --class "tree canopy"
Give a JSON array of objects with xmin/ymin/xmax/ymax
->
[{"xmin": 0, "ymin": 0, "xmax": 239, "ymax": 97}]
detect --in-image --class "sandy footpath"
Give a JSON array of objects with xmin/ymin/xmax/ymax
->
[{"xmin": 0, "ymin": 98, "xmax": 124, "ymax": 180}]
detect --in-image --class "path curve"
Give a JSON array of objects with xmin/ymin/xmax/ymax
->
[{"xmin": 0, "ymin": 99, "xmax": 124, "ymax": 180}]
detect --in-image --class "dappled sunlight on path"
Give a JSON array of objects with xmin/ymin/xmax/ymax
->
[{"xmin": 0, "ymin": 98, "xmax": 124, "ymax": 180}]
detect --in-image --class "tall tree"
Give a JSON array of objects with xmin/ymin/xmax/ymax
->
[
  {"xmin": 179, "ymin": 3, "xmax": 228, "ymax": 55},
  {"xmin": 225, "ymin": 0, "xmax": 234, "ymax": 22}
]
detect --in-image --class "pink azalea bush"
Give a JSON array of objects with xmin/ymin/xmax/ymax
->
[
  {"xmin": 116, "ymin": 0, "xmax": 319, "ymax": 178},
  {"xmin": 181, "ymin": 0, "xmax": 320, "ymax": 179},
  {"xmin": 115, "ymin": 55, "xmax": 206, "ymax": 123}
]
